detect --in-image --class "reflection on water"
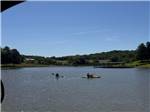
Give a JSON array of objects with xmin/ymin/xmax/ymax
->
[{"xmin": 1, "ymin": 67, "xmax": 150, "ymax": 112}]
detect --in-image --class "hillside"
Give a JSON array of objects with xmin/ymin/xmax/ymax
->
[{"xmin": 1, "ymin": 42, "xmax": 150, "ymax": 68}]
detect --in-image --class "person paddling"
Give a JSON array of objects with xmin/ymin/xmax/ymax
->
[
  {"xmin": 87, "ymin": 73, "xmax": 90, "ymax": 78},
  {"xmin": 55, "ymin": 73, "xmax": 59, "ymax": 77}
]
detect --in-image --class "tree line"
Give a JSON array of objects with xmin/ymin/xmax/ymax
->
[
  {"xmin": 1, "ymin": 42, "xmax": 150, "ymax": 65},
  {"xmin": 1, "ymin": 46, "xmax": 23, "ymax": 64},
  {"xmin": 136, "ymin": 42, "xmax": 150, "ymax": 60}
]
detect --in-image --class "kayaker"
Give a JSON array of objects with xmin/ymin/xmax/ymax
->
[
  {"xmin": 87, "ymin": 73, "xmax": 90, "ymax": 78},
  {"xmin": 56, "ymin": 73, "xmax": 59, "ymax": 77}
]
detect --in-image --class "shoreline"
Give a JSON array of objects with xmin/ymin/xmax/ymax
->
[
  {"xmin": 1, "ymin": 63, "xmax": 150, "ymax": 69},
  {"xmin": 1, "ymin": 64, "xmax": 50, "ymax": 68}
]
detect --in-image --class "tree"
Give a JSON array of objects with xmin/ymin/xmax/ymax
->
[
  {"xmin": 110, "ymin": 56, "xmax": 119, "ymax": 62},
  {"xmin": 1, "ymin": 46, "xmax": 22, "ymax": 64},
  {"xmin": 1, "ymin": 46, "xmax": 11, "ymax": 64},
  {"xmin": 10, "ymin": 49, "xmax": 22, "ymax": 64},
  {"xmin": 136, "ymin": 43, "xmax": 147, "ymax": 60},
  {"xmin": 71, "ymin": 57, "xmax": 88, "ymax": 65},
  {"xmin": 146, "ymin": 42, "xmax": 150, "ymax": 59}
]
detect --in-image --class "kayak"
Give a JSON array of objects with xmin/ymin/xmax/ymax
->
[{"xmin": 82, "ymin": 76, "xmax": 101, "ymax": 78}]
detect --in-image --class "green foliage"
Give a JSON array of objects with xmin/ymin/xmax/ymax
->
[
  {"xmin": 19, "ymin": 49, "xmax": 138, "ymax": 66},
  {"xmin": 146, "ymin": 42, "xmax": 150, "ymax": 59},
  {"xmin": 1, "ymin": 46, "xmax": 22, "ymax": 64},
  {"xmin": 10, "ymin": 49, "xmax": 22, "ymax": 64},
  {"xmin": 58, "ymin": 50, "xmax": 136, "ymax": 64},
  {"xmin": 70, "ymin": 57, "xmax": 88, "ymax": 66},
  {"xmin": 136, "ymin": 42, "xmax": 150, "ymax": 60},
  {"xmin": 2, "ymin": 41, "xmax": 149, "ymax": 66}
]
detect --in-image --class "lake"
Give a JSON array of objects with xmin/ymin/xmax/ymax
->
[{"xmin": 1, "ymin": 67, "xmax": 150, "ymax": 112}]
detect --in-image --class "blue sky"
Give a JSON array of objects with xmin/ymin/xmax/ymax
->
[{"xmin": 2, "ymin": 1, "xmax": 150, "ymax": 57}]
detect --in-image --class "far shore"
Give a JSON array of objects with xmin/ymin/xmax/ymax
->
[
  {"xmin": 1, "ymin": 64, "xmax": 50, "ymax": 68},
  {"xmin": 1, "ymin": 63, "xmax": 150, "ymax": 69}
]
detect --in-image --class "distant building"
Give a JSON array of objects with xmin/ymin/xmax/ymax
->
[
  {"xmin": 98, "ymin": 60, "xmax": 110, "ymax": 63},
  {"xmin": 25, "ymin": 58, "xmax": 35, "ymax": 61}
]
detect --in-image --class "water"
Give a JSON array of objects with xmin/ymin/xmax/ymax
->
[{"xmin": 1, "ymin": 67, "xmax": 150, "ymax": 112}]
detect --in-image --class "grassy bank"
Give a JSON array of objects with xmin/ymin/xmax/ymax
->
[
  {"xmin": 1, "ymin": 63, "xmax": 50, "ymax": 68},
  {"xmin": 94, "ymin": 60, "xmax": 150, "ymax": 68},
  {"xmin": 137, "ymin": 64, "xmax": 150, "ymax": 68},
  {"xmin": 1, "ymin": 60, "xmax": 150, "ymax": 68},
  {"xmin": 125, "ymin": 60, "xmax": 150, "ymax": 68}
]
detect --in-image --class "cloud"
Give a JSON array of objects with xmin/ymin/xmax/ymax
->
[
  {"xmin": 71, "ymin": 30, "xmax": 102, "ymax": 36},
  {"xmin": 105, "ymin": 36, "xmax": 120, "ymax": 42},
  {"xmin": 51, "ymin": 40, "xmax": 69, "ymax": 45}
]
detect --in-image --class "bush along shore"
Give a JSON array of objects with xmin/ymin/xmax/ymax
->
[
  {"xmin": 1, "ymin": 42, "xmax": 150, "ymax": 68},
  {"xmin": 94, "ymin": 60, "xmax": 150, "ymax": 68},
  {"xmin": 1, "ymin": 63, "xmax": 50, "ymax": 68},
  {"xmin": 1, "ymin": 61, "xmax": 150, "ymax": 68}
]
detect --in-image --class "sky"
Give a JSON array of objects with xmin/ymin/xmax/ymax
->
[{"xmin": 1, "ymin": 1, "xmax": 150, "ymax": 57}]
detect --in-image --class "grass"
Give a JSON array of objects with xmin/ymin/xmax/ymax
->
[
  {"xmin": 137, "ymin": 64, "xmax": 150, "ymax": 68},
  {"xmin": 125, "ymin": 60, "xmax": 150, "ymax": 68},
  {"xmin": 95, "ymin": 60, "xmax": 150, "ymax": 68},
  {"xmin": 1, "ymin": 63, "xmax": 50, "ymax": 68},
  {"xmin": 125, "ymin": 61, "xmax": 141, "ymax": 67},
  {"xmin": 1, "ymin": 60, "xmax": 150, "ymax": 68},
  {"xmin": 121, "ymin": 60, "xmax": 150, "ymax": 68}
]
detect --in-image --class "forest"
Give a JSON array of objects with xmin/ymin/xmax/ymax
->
[{"xmin": 1, "ymin": 42, "xmax": 150, "ymax": 67}]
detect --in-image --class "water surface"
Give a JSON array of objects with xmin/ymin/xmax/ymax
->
[{"xmin": 1, "ymin": 67, "xmax": 150, "ymax": 112}]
